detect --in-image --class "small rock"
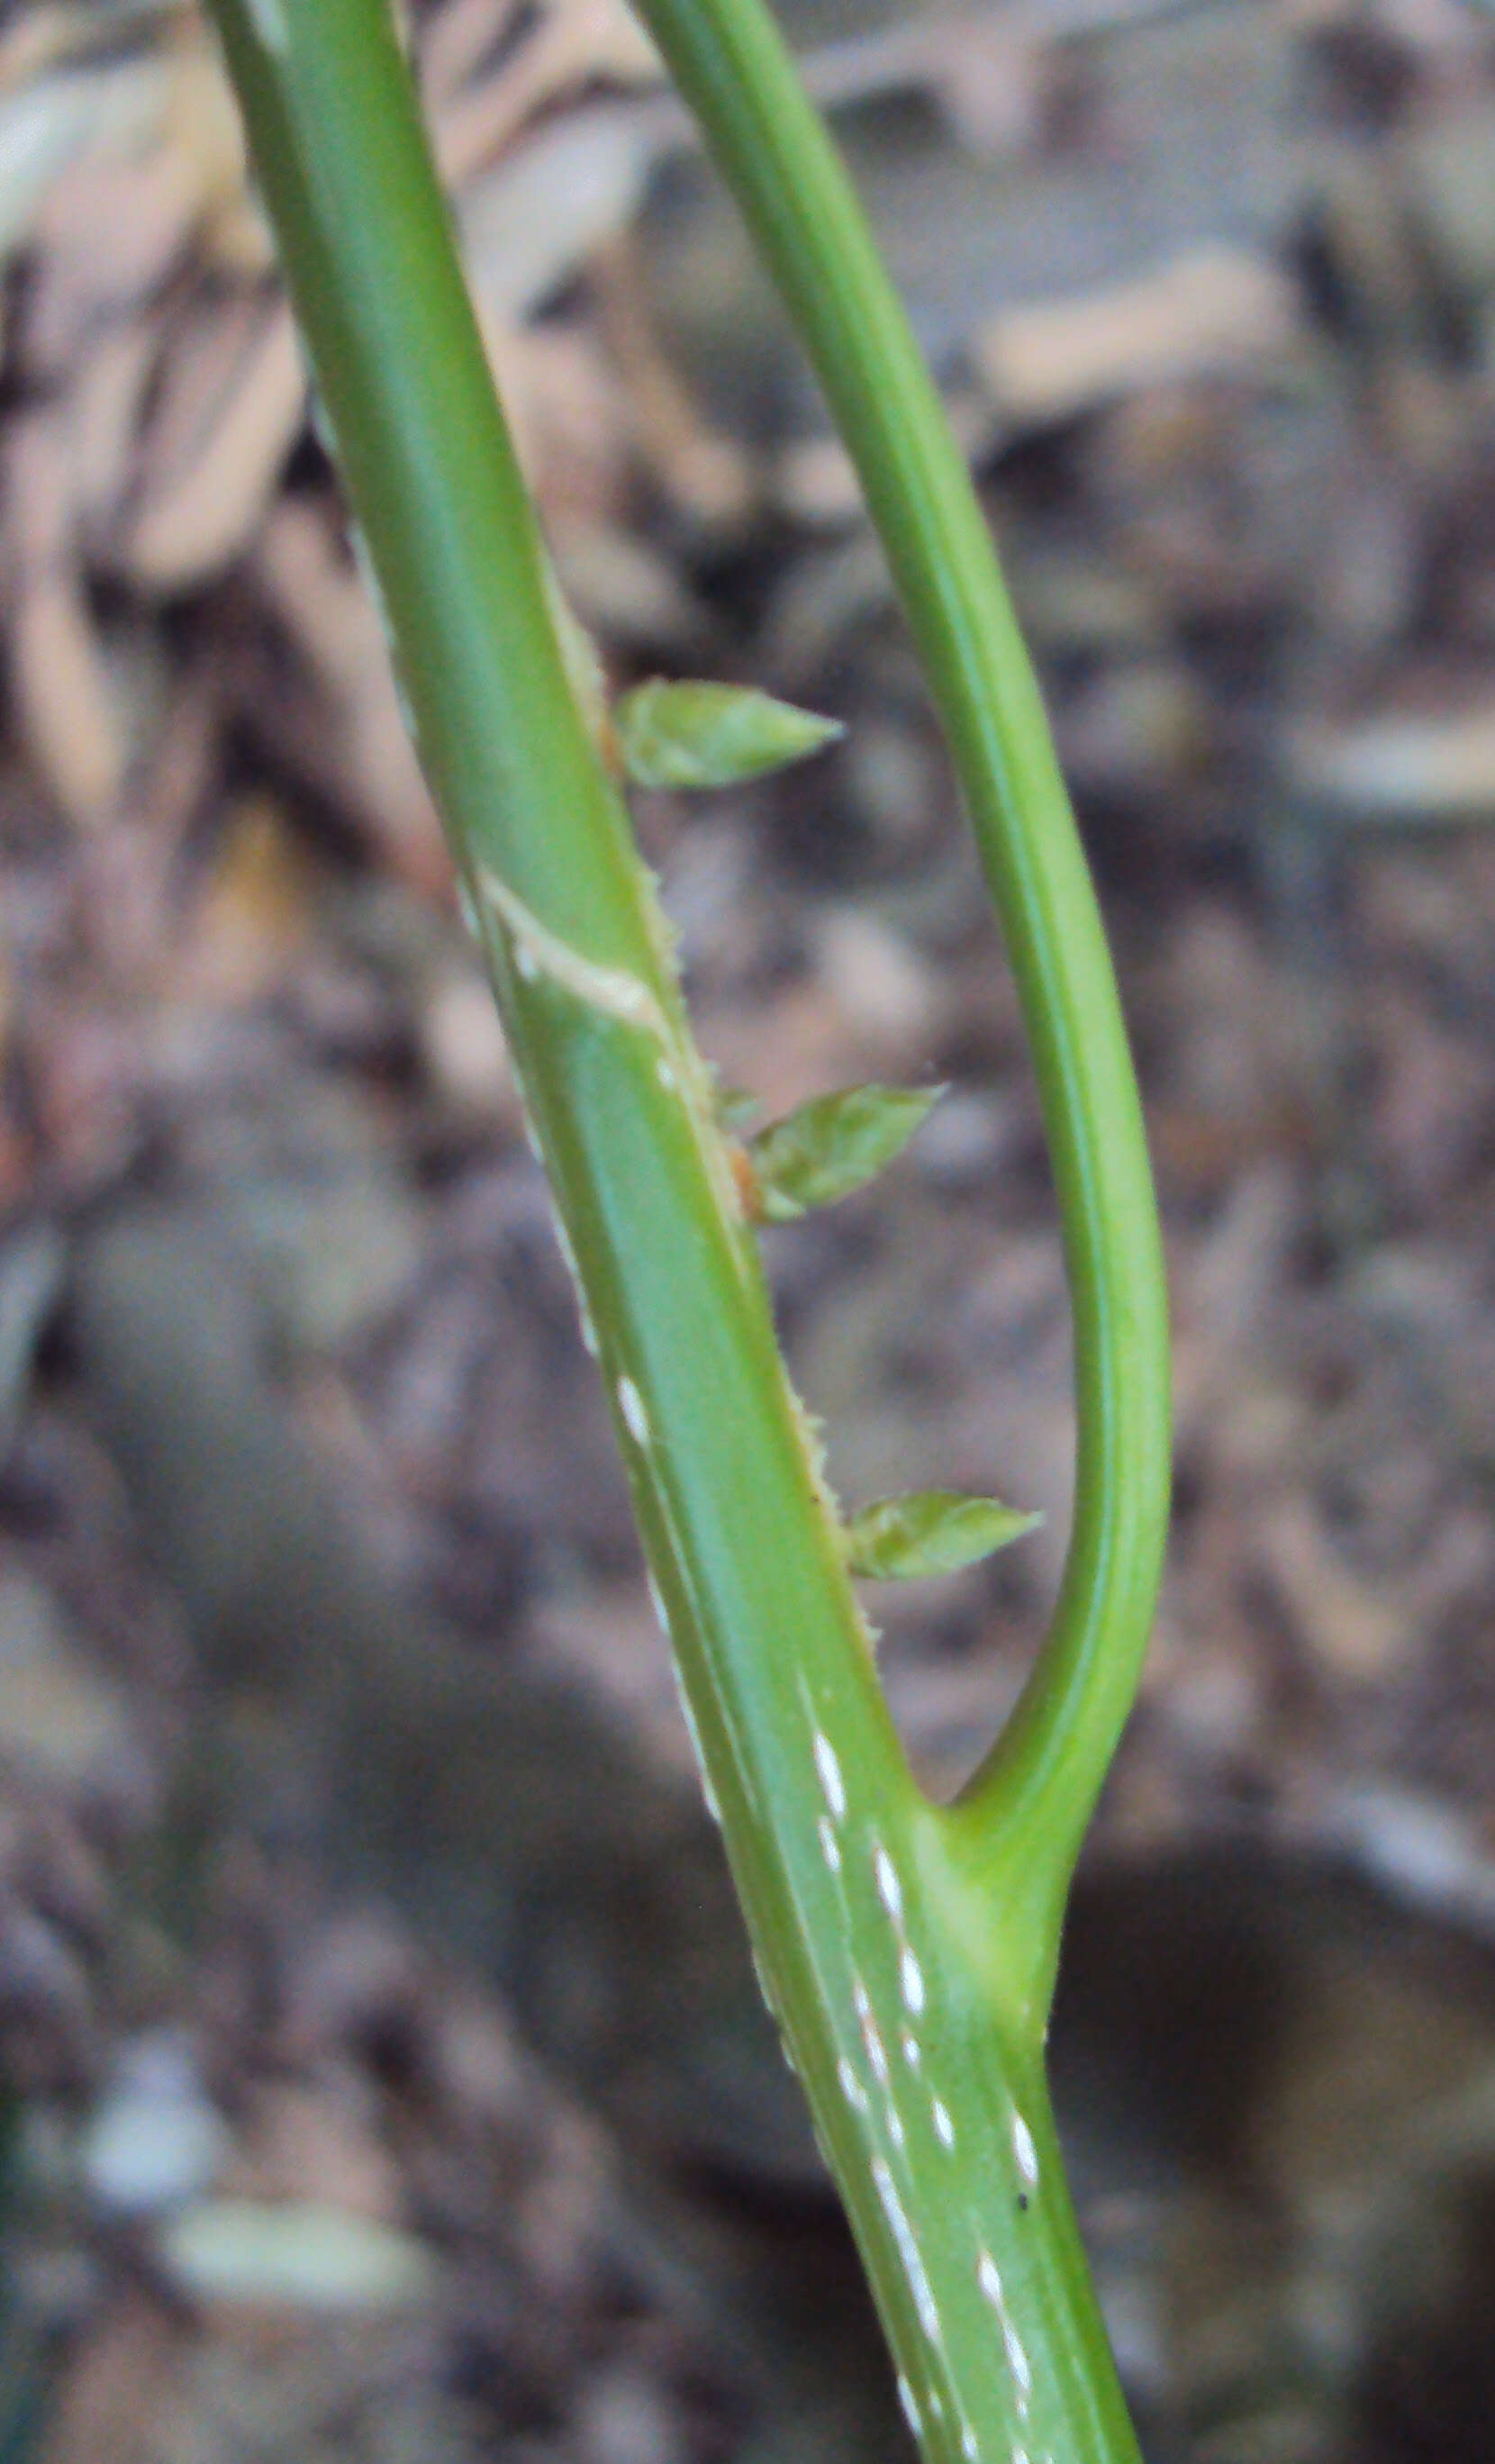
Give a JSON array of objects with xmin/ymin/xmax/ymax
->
[
  {"xmin": 159, "ymin": 2197, "xmax": 435, "ymax": 2315},
  {"xmin": 82, "ymin": 2029, "xmax": 229, "ymax": 2217}
]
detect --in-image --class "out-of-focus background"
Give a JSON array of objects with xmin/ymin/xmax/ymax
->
[{"xmin": 3, "ymin": 0, "xmax": 1495, "ymax": 2457}]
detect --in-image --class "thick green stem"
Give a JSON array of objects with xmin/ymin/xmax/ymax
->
[{"xmin": 204, "ymin": 3, "xmax": 1169, "ymax": 2459}]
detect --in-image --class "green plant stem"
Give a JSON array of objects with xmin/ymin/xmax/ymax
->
[
  {"xmin": 624, "ymin": 0, "xmax": 1172, "ymax": 1989},
  {"xmin": 204, "ymin": 4, "xmax": 1168, "ymax": 2459}
]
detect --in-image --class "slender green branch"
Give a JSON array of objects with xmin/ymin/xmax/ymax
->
[
  {"xmin": 624, "ymin": 0, "xmax": 1172, "ymax": 1998},
  {"xmin": 204, "ymin": 3, "xmax": 1169, "ymax": 2459}
]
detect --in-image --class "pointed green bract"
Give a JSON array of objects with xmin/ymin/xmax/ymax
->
[
  {"xmin": 748, "ymin": 1082, "xmax": 943, "ymax": 1222},
  {"xmin": 845, "ymin": 1491, "xmax": 1041, "ymax": 1581},
  {"xmin": 614, "ymin": 678, "xmax": 843, "ymax": 788}
]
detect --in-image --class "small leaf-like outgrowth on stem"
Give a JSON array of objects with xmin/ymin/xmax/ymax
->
[
  {"xmin": 615, "ymin": 678, "xmax": 844, "ymax": 787},
  {"xmin": 748, "ymin": 1083, "xmax": 944, "ymax": 1222},
  {"xmin": 845, "ymin": 1492, "xmax": 1041, "ymax": 1581}
]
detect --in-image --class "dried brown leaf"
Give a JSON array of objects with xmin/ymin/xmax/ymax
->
[
  {"xmin": 13, "ymin": 574, "xmax": 126, "ymax": 829},
  {"xmin": 435, "ymin": 0, "xmax": 661, "ymax": 190},
  {"xmin": 254, "ymin": 501, "xmax": 446, "ymax": 887},
  {"xmin": 976, "ymin": 247, "xmax": 1301, "ymax": 427},
  {"xmin": 122, "ymin": 302, "xmax": 304, "ymax": 589}
]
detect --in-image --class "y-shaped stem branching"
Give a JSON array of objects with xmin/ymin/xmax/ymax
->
[
  {"xmin": 622, "ymin": 0, "xmax": 1171, "ymax": 2003},
  {"xmin": 204, "ymin": 3, "xmax": 1171, "ymax": 2458}
]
